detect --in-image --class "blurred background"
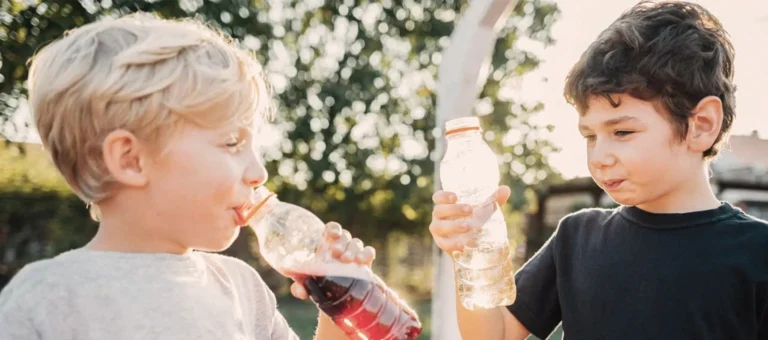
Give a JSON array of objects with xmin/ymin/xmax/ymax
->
[{"xmin": 1, "ymin": 0, "xmax": 767, "ymax": 339}]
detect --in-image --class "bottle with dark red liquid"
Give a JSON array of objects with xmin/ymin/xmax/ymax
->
[{"xmin": 246, "ymin": 187, "xmax": 422, "ymax": 340}]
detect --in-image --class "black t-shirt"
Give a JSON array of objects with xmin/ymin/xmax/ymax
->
[{"xmin": 507, "ymin": 203, "xmax": 768, "ymax": 340}]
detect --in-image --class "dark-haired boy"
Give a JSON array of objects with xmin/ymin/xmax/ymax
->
[{"xmin": 428, "ymin": 1, "xmax": 768, "ymax": 339}]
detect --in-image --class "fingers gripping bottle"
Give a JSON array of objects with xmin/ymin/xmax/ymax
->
[
  {"xmin": 439, "ymin": 117, "xmax": 516, "ymax": 310},
  {"xmin": 245, "ymin": 187, "xmax": 422, "ymax": 340}
]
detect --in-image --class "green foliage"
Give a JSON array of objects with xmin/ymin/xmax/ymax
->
[
  {"xmin": 0, "ymin": 189, "xmax": 98, "ymax": 286},
  {"xmin": 0, "ymin": 0, "xmax": 561, "ymax": 295},
  {"xmin": 0, "ymin": 141, "xmax": 69, "ymax": 193},
  {"xmin": 0, "ymin": 141, "xmax": 92, "ymax": 285}
]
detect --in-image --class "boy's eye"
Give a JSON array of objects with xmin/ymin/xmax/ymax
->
[
  {"xmin": 614, "ymin": 130, "xmax": 634, "ymax": 137},
  {"xmin": 582, "ymin": 134, "xmax": 597, "ymax": 142},
  {"xmin": 225, "ymin": 138, "xmax": 246, "ymax": 150}
]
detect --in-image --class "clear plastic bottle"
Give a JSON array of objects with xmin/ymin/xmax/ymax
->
[
  {"xmin": 439, "ymin": 117, "xmax": 516, "ymax": 310},
  {"xmin": 245, "ymin": 187, "xmax": 422, "ymax": 340}
]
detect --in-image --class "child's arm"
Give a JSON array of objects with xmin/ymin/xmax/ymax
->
[
  {"xmin": 315, "ymin": 313, "xmax": 351, "ymax": 339},
  {"xmin": 287, "ymin": 222, "xmax": 376, "ymax": 340},
  {"xmin": 429, "ymin": 187, "xmax": 562, "ymax": 340},
  {"xmin": 453, "ymin": 298, "xmax": 530, "ymax": 340}
]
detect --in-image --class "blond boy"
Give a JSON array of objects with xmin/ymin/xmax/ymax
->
[{"xmin": 0, "ymin": 14, "xmax": 373, "ymax": 340}]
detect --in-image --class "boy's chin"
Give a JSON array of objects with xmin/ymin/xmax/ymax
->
[
  {"xmin": 195, "ymin": 228, "xmax": 241, "ymax": 252},
  {"xmin": 605, "ymin": 193, "xmax": 636, "ymax": 207}
]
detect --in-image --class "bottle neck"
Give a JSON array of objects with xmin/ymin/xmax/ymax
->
[
  {"xmin": 246, "ymin": 193, "xmax": 278, "ymax": 225},
  {"xmin": 446, "ymin": 130, "xmax": 482, "ymax": 141}
]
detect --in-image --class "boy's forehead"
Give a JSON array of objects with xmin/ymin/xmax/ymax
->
[
  {"xmin": 214, "ymin": 117, "xmax": 260, "ymax": 131},
  {"xmin": 578, "ymin": 94, "xmax": 658, "ymax": 126}
]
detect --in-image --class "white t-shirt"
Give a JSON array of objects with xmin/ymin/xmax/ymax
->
[{"xmin": 0, "ymin": 249, "xmax": 300, "ymax": 340}]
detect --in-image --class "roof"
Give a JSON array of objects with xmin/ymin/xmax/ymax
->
[{"xmin": 717, "ymin": 131, "xmax": 768, "ymax": 169}]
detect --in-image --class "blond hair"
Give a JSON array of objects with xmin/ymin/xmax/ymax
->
[{"xmin": 27, "ymin": 13, "xmax": 273, "ymax": 219}]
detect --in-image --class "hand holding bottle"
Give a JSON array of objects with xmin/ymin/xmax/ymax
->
[
  {"xmin": 429, "ymin": 186, "xmax": 511, "ymax": 254},
  {"xmin": 289, "ymin": 222, "xmax": 375, "ymax": 300},
  {"xmin": 247, "ymin": 187, "xmax": 422, "ymax": 339}
]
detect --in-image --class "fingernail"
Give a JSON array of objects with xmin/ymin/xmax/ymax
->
[
  {"xmin": 463, "ymin": 206, "xmax": 471, "ymax": 213},
  {"xmin": 328, "ymin": 224, "xmax": 342, "ymax": 234},
  {"xmin": 462, "ymin": 224, "xmax": 471, "ymax": 231}
]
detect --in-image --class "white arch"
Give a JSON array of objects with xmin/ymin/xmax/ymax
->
[{"xmin": 432, "ymin": 0, "xmax": 519, "ymax": 338}]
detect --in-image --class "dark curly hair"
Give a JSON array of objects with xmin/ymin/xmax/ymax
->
[{"xmin": 564, "ymin": 1, "xmax": 735, "ymax": 158}]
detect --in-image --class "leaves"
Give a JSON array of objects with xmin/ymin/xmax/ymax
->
[{"xmin": 0, "ymin": 0, "xmax": 561, "ymax": 250}]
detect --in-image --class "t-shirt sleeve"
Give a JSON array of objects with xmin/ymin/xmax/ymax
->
[
  {"xmin": 208, "ymin": 254, "xmax": 300, "ymax": 340},
  {"xmin": 506, "ymin": 222, "xmax": 563, "ymax": 339}
]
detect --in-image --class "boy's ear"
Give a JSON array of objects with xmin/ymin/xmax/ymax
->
[
  {"xmin": 687, "ymin": 96, "xmax": 723, "ymax": 155},
  {"xmin": 102, "ymin": 129, "xmax": 148, "ymax": 187}
]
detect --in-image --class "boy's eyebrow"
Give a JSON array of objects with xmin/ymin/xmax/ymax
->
[
  {"xmin": 579, "ymin": 115, "xmax": 638, "ymax": 132},
  {"xmin": 603, "ymin": 116, "xmax": 638, "ymax": 126}
]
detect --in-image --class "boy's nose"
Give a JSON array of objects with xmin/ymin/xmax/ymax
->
[
  {"xmin": 244, "ymin": 160, "xmax": 268, "ymax": 188},
  {"xmin": 589, "ymin": 143, "xmax": 617, "ymax": 169}
]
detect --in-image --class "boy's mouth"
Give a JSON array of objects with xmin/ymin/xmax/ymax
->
[
  {"xmin": 603, "ymin": 179, "xmax": 625, "ymax": 190},
  {"xmin": 233, "ymin": 205, "xmax": 252, "ymax": 227}
]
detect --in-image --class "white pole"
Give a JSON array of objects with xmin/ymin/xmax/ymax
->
[{"xmin": 431, "ymin": 0, "xmax": 518, "ymax": 339}]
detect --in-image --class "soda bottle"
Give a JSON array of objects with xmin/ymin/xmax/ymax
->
[
  {"xmin": 438, "ymin": 116, "xmax": 516, "ymax": 310},
  {"xmin": 244, "ymin": 187, "xmax": 422, "ymax": 340}
]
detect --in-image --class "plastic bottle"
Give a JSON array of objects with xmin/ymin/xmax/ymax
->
[
  {"xmin": 439, "ymin": 116, "xmax": 516, "ymax": 310},
  {"xmin": 245, "ymin": 187, "xmax": 422, "ymax": 340}
]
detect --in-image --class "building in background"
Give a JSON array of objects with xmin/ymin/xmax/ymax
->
[{"xmin": 711, "ymin": 131, "xmax": 768, "ymax": 220}]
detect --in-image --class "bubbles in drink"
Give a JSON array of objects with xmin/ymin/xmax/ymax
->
[{"xmin": 453, "ymin": 245, "xmax": 516, "ymax": 310}]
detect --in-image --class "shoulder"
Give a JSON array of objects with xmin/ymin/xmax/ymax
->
[
  {"xmin": 731, "ymin": 209, "xmax": 768, "ymax": 229},
  {"xmin": 198, "ymin": 252, "xmax": 259, "ymax": 275},
  {"xmin": 712, "ymin": 207, "xmax": 768, "ymax": 245},
  {"xmin": 721, "ymin": 210, "xmax": 768, "ymax": 281},
  {"xmin": 196, "ymin": 252, "xmax": 275, "ymax": 299},
  {"xmin": 558, "ymin": 207, "xmax": 619, "ymax": 230},
  {"xmin": 728, "ymin": 209, "xmax": 768, "ymax": 246},
  {"xmin": 196, "ymin": 253, "xmax": 282, "ymax": 322},
  {"xmin": 0, "ymin": 253, "xmax": 76, "ymax": 312},
  {"xmin": 547, "ymin": 207, "xmax": 621, "ymax": 248},
  {"xmin": 196, "ymin": 252, "xmax": 268, "ymax": 286}
]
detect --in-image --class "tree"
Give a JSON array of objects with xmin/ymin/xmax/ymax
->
[{"xmin": 0, "ymin": 0, "xmax": 560, "ymax": 292}]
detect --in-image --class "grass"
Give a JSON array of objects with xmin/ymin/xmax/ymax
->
[{"xmin": 277, "ymin": 297, "xmax": 432, "ymax": 339}]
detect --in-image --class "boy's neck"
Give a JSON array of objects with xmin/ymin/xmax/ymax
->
[
  {"xmin": 635, "ymin": 166, "xmax": 720, "ymax": 214},
  {"xmin": 86, "ymin": 200, "xmax": 192, "ymax": 255},
  {"xmin": 86, "ymin": 229, "xmax": 192, "ymax": 255}
]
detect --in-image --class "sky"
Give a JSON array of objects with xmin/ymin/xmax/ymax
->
[{"xmin": 523, "ymin": 0, "xmax": 768, "ymax": 178}]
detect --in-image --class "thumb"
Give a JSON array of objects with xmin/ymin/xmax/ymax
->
[
  {"xmin": 496, "ymin": 185, "xmax": 511, "ymax": 206},
  {"xmin": 290, "ymin": 282, "xmax": 309, "ymax": 300}
]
